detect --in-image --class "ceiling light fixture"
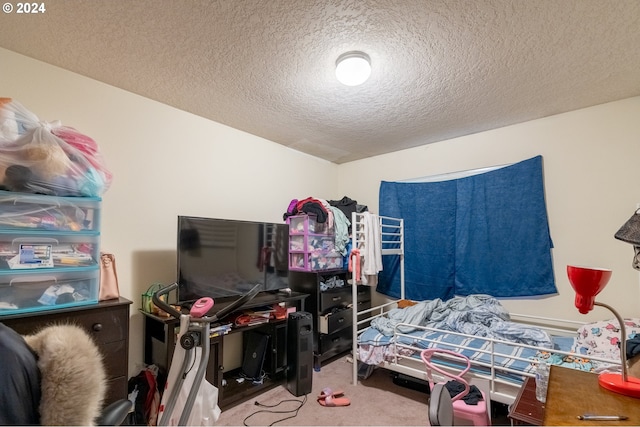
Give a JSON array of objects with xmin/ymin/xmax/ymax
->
[{"xmin": 335, "ymin": 51, "xmax": 371, "ymax": 86}]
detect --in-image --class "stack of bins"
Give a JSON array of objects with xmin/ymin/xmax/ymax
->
[
  {"xmin": 0, "ymin": 190, "xmax": 101, "ymax": 316},
  {"xmin": 287, "ymin": 214, "xmax": 343, "ymax": 271}
]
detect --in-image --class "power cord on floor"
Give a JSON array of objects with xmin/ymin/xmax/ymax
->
[
  {"xmin": 242, "ymin": 394, "xmax": 308, "ymax": 426},
  {"xmin": 239, "ymin": 370, "xmax": 267, "ymax": 385}
]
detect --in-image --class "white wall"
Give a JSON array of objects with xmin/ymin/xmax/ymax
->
[
  {"xmin": 3, "ymin": 46, "xmax": 640, "ymax": 377},
  {"xmin": 0, "ymin": 47, "xmax": 340, "ymax": 376},
  {"xmin": 338, "ymin": 97, "xmax": 640, "ymax": 322}
]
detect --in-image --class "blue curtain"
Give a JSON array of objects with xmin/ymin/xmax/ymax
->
[{"xmin": 377, "ymin": 155, "xmax": 556, "ymax": 300}]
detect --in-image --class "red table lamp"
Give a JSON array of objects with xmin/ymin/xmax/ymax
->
[{"xmin": 567, "ymin": 265, "xmax": 640, "ymax": 398}]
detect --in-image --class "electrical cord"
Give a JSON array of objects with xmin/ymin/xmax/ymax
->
[
  {"xmin": 242, "ymin": 394, "xmax": 307, "ymax": 426},
  {"xmin": 238, "ymin": 370, "xmax": 267, "ymax": 385},
  {"xmin": 181, "ymin": 347, "xmax": 197, "ymax": 378}
]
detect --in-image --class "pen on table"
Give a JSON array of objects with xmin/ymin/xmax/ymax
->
[{"xmin": 577, "ymin": 415, "xmax": 629, "ymax": 421}]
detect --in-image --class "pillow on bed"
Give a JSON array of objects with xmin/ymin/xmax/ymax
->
[
  {"xmin": 397, "ymin": 299, "xmax": 418, "ymax": 309},
  {"xmin": 572, "ymin": 318, "xmax": 640, "ymax": 360}
]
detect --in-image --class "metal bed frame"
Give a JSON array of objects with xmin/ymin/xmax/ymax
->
[{"xmin": 348, "ymin": 212, "xmax": 620, "ymax": 405}]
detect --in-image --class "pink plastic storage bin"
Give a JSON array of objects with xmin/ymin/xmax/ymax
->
[
  {"xmin": 287, "ymin": 214, "xmax": 341, "ymax": 271},
  {"xmin": 289, "ymin": 251, "xmax": 343, "ymax": 272},
  {"xmin": 289, "ymin": 235, "xmax": 335, "ymax": 252},
  {"xmin": 287, "ymin": 214, "xmax": 333, "ymax": 235}
]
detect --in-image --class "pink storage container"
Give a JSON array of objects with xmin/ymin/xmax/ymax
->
[{"xmin": 286, "ymin": 214, "xmax": 342, "ymax": 271}]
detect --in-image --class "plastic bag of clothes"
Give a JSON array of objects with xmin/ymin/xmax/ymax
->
[
  {"xmin": 0, "ymin": 98, "xmax": 112, "ymax": 197},
  {"xmin": 128, "ymin": 365, "xmax": 161, "ymax": 426}
]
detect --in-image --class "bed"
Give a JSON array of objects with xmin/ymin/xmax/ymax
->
[{"xmin": 348, "ymin": 212, "xmax": 629, "ymax": 405}]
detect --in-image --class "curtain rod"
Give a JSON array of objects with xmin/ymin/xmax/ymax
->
[{"xmin": 398, "ymin": 162, "xmax": 513, "ymax": 183}]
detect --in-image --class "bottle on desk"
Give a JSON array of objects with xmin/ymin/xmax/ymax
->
[{"xmin": 535, "ymin": 360, "xmax": 550, "ymax": 403}]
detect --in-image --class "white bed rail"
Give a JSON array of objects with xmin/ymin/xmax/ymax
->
[
  {"xmin": 346, "ymin": 211, "xmax": 622, "ymax": 405},
  {"xmin": 353, "ymin": 306, "xmax": 622, "ymax": 404},
  {"xmin": 351, "ymin": 212, "xmax": 404, "ymax": 385}
]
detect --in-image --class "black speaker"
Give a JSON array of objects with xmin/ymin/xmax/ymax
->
[{"xmin": 286, "ymin": 311, "xmax": 313, "ymax": 396}]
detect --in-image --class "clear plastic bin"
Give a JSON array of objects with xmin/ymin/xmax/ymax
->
[
  {"xmin": 0, "ymin": 231, "xmax": 98, "ymax": 271},
  {"xmin": 0, "ymin": 190, "xmax": 100, "ymax": 232},
  {"xmin": 0, "ymin": 267, "xmax": 99, "ymax": 316},
  {"xmin": 289, "ymin": 251, "xmax": 343, "ymax": 272},
  {"xmin": 289, "ymin": 235, "xmax": 335, "ymax": 252},
  {"xmin": 287, "ymin": 214, "xmax": 333, "ymax": 235}
]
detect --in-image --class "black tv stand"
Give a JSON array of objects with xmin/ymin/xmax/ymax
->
[{"xmin": 141, "ymin": 291, "xmax": 308, "ymax": 410}]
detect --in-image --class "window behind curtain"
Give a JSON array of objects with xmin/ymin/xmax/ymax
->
[{"xmin": 377, "ymin": 155, "xmax": 557, "ymax": 300}]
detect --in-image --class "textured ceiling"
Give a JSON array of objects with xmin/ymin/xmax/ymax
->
[{"xmin": 1, "ymin": 0, "xmax": 639, "ymax": 164}]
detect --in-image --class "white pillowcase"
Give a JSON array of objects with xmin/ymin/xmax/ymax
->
[{"xmin": 572, "ymin": 318, "xmax": 640, "ymax": 361}]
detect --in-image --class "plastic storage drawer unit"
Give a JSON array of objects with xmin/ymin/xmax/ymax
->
[
  {"xmin": 288, "ymin": 214, "xmax": 333, "ymax": 235},
  {"xmin": 0, "ymin": 190, "xmax": 100, "ymax": 232},
  {"xmin": 0, "ymin": 267, "xmax": 100, "ymax": 316},
  {"xmin": 289, "ymin": 251, "xmax": 343, "ymax": 271},
  {"xmin": 289, "ymin": 235, "xmax": 335, "ymax": 252},
  {"xmin": 0, "ymin": 190, "xmax": 102, "ymax": 316},
  {"xmin": 287, "ymin": 214, "xmax": 342, "ymax": 271},
  {"xmin": 0, "ymin": 231, "xmax": 99, "ymax": 271}
]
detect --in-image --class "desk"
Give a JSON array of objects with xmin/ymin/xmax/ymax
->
[
  {"xmin": 509, "ymin": 376, "xmax": 544, "ymax": 425},
  {"xmin": 544, "ymin": 365, "xmax": 640, "ymax": 426},
  {"xmin": 142, "ymin": 291, "xmax": 308, "ymax": 410}
]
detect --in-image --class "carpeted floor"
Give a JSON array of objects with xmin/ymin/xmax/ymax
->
[
  {"xmin": 216, "ymin": 356, "xmax": 511, "ymax": 426},
  {"xmin": 215, "ymin": 353, "xmax": 513, "ymax": 426},
  {"xmin": 215, "ymin": 355, "xmax": 431, "ymax": 426}
]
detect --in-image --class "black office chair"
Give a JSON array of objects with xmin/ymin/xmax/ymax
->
[
  {"xmin": 96, "ymin": 400, "xmax": 134, "ymax": 426},
  {"xmin": 0, "ymin": 322, "xmax": 132, "ymax": 426},
  {"xmin": 428, "ymin": 382, "xmax": 455, "ymax": 426}
]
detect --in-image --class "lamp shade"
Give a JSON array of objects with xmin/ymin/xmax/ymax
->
[
  {"xmin": 567, "ymin": 265, "xmax": 612, "ymax": 314},
  {"xmin": 566, "ymin": 264, "xmax": 640, "ymax": 398}
]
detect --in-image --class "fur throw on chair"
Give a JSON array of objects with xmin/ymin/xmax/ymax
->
[{"xmin": 23, "ymin": 324, "xmax": 107, "ymax": 426}]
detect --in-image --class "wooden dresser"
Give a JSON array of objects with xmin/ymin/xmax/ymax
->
[{"xmin": 0, "ymin": 297, "xmax": 132, "ymax": 406}]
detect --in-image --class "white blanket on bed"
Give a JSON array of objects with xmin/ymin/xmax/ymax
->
[{"xmin": 370, "ymin": 294, "xmax": 552, "ymax": 348}]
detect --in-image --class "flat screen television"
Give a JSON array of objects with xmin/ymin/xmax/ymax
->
[{"xmin": 176, "ymin": 215, "xmax": 290, "ymax": 303}]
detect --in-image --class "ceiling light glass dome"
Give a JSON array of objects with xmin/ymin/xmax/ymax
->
[{"xmin": 335, "ymin": 51, "xmax": 371, "ymax": 86}]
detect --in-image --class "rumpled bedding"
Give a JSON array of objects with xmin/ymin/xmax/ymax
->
[
  {"xmin": 359, "ymin": 295, "xmax": 621, "ymax": 377},
  {"xmin": 370, "ymin": 294, "xmax": 552, "ymax": 348}
]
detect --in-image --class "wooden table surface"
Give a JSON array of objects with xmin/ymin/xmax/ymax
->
[
  {"xmin": 544, "ymin": 365, "xmax": 640, "ymax": 426},
  {"xmin": 509, "ymin": 376, "xmax": 545, "ymax": 425}
]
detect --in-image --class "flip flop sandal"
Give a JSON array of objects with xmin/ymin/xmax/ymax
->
[
  {"xmin": 318, "ymin": 394, "xmax": 351, "ymax": 407},
  {"xmin": 318, "ymin": 387, "xmax": 345, "ymax": 400}
]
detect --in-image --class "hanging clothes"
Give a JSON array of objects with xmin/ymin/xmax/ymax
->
[{"xmin": 353, "ymin": 212, "xmax": 383, "ymax": 286}]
